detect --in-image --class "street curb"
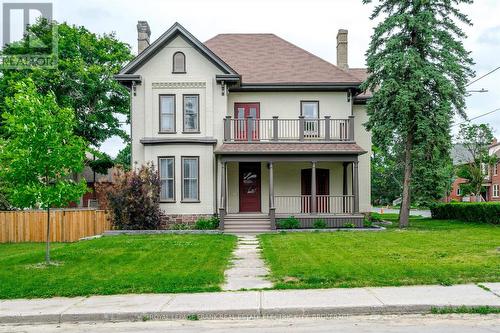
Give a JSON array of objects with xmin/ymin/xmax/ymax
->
[{"xmin": 1, "ymin": 304, "xmax": 499, "ymax": 324}]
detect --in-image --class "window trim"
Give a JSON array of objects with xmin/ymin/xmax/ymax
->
[
  {"xmin": 172, "ymin": 51, "xmax": 186, "ymax": 74},
  {"xmin": 494, "ymin": 162, "xmax": 498, "ymax": 176},
  {"xmin": 158, "ymin": 94, "xmax": 176, "ymax": 134},
  {"xmin": 182, "ymin": 94, "xmax": 200, "ymax": 133},
  {"xmin": 493, "ymin": 184, "xmax": 500, "ymax": 198},
  {"xmin": 158, "ymin": 156, "xmax": 175, "ymax": 203},
  {"xmin": 181, "ymin": 156, "xmax": 200, "ymax": 203},
  {"xmin": 300, "ymin": 100, "xmax": 320, "ymax": 118}
]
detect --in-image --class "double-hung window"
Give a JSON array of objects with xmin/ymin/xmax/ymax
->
[
  {"xmin": 182, "ymin": 157, "xmax": 199, "ymax": 201},
  {"xmin": 160, "ymin": 95, "xmax": 175, "ymax": 133},
  {"xmin": 301, "ymin": 101, "xmax": 319, "ymax": 137},
  {"xmin": 493, "ymin": 184, "xmax": 499, "ymax": 198},
  {"xmin": 159, "ymin": 157, "xmax": 175, "ymax": 202},
  {"xmin": 183, "ymin": 95, "xmax": 199, "ymax": 132}
]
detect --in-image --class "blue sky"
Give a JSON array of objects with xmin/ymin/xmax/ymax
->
[{"xmin": 5, "ymin": 0, "xmax": 500, "ymax": 156}]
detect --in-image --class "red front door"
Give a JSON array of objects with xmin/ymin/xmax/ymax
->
[
  {"xmin": 234, "ymin": 103, "xmax": 260, "ymax": 141},
  {"xmin": 301, "ymin": 169, "xmax": 330, "ymax": 213},
  {"xmin": 239, "ymin": 162, "xmax": 261, "ymax": 212}
]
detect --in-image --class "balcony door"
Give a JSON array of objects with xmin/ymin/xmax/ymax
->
[{"xmin": 234, "ymin": 103, "xmax": 260, "ymax": 141}]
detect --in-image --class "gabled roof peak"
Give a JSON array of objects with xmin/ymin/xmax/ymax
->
[{"xmin": 119, "ymin": 22, "xmax": 237, "ymax": 75}]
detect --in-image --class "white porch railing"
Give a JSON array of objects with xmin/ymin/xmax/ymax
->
[{"xmin": 275, "ymin": 195, "xmax": 354, "ymax": 214}]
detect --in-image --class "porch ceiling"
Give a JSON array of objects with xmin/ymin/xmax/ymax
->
[{"xmin": 215, "ymin": 142, "xmax": 367, "ymax": 155}]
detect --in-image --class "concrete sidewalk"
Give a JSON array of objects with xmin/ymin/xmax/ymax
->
[{"xmin": 0, "ymin": 283, "xmax": 499, "ymax": 324}]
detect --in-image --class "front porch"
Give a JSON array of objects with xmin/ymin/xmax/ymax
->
[{"xmin": 216, "ymin": 146, "xmax": 366, "ymax": 230}]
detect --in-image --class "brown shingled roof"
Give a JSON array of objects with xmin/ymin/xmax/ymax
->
[
  {"xmin": 348, "ymin": 68, "xmax": 372, "ymax": 100},
  {"xmin": 215, "ymin": 143, "xmax": 366, "ymax": 155},
  {"xmin": 205, "ymin": 34, "xmax": 361, "ymax": 85}
]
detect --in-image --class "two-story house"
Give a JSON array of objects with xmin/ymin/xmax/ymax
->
[{"xmin": 115, "ymin": 22, "xmax": 371, "ymax": 232}]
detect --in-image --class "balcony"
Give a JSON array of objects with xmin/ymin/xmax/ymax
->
[{"xmin": 223, "ymin": 115, "xmax": 354, "ymax": 142}]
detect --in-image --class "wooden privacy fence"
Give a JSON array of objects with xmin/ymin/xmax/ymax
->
[{"xmin": 0, "ymin": 209, "xmax": 111, "ymax": 243}]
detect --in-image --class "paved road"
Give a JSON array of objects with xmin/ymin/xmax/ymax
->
[
  {"xmin": 371, "ymin": 207, "xmax": 432, "ymax": 218},
  {"xmin": 1, "ymin": 315, "xmax": 499, "ymax": 333}
]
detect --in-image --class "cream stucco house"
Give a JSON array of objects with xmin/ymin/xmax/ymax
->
[{"xmin": 116, "ymin": 22, "xmax": 371, "ymax": 232}]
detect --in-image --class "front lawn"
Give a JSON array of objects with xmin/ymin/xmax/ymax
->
[
  {"xmin": 0, "ymin": 234, "xmax": 237, "ymax": 299},
  {"xmin": 259, "ymin": 216, "xmax": 500, "ymax": 289}
]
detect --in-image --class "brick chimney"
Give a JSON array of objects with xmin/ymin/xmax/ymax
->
[
  {"xmin": 137, "ymin": 21, "xmax": 151, "ymax": 55},
  {"xmin": 336, "ymin": 29, "xmax": 348, "ymax": 70}
]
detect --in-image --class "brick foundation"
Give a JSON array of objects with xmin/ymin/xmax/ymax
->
[{"xmin": 161, "ymin": 214, "xmax": 214, "ymax": 229}]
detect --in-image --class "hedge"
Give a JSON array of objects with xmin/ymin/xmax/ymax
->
[{"xmin": 430, "ymin": 202, "xmax": 500, "ymax": 224}]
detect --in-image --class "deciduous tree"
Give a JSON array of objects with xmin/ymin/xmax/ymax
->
[{"xmin": 0, "ymin": 80, "xmax": 87, "ymax": 264}]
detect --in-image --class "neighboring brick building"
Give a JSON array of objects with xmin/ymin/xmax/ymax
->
[{"xmin": 446, "ymin": 140, "xmax": 500, "ymax": 202}]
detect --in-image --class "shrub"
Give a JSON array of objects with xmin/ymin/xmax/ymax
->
[
  {"xmin": 194, "ymin": 216, "xmax": 219, "ymax": 230},
  {"xmin": 363, "ymin": 219, "xmax": 373, "ymax": 228},
  {"xmin": 430, "ymin": 202, "xmax": 500, "ymax": 224},
  {"xmin": 95, "ymin": 163, "xmax": 164, "ymax": 230},
  {"xmin": 343, "ymin": 222, "xmax": 355, "ymax": 228},
  {"xmin": 170, "ymin": 223, "xmax": 192, "ymax": 230},
  {"xmin": 313, "ymin": 219, "xmax": 327, "ymax": 229},
  {"xmin": 277, "ymin": 216, "xmax": 300, "ymax": 229}
]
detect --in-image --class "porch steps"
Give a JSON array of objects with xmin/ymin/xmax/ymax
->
[{"xmin": 224, "ymin": 214, "xmax": 271, "ymax": 234}]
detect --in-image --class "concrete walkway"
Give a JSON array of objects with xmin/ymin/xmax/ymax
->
[
  {"xmin": 0, "ymin": 283, "xmax": 499, "ymax": 324},
  {"xmin": 371, "ymin": 207, "xmax": 432, "ymax": 218},
  {"xmin": 222, "ymin": 235, "xmax": 273, "ymax": 291}
]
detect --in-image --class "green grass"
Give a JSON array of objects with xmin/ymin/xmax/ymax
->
[
  {"xmin": 259, "ymin": 216, "xmax": 500, "ymax": 289},
  {"xmin": 431, "ymin": 306, "xmax": 500, "ymax": 315},
  {"xmin": 0, "ymin": 234, "xmax": 237, "ymax": 299}
]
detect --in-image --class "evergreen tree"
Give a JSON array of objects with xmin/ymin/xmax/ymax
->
[{"xmin": 363, "ymin": 0, "xmax": 474, "ymax": 226}]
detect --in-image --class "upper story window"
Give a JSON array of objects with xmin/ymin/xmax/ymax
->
[
  {"xmin": 494, "ymin": 162, "xmax": 498, "ymax": 176},
  {"xmin": 183, "ymin": 95, "xmax": 199, "ymax": 132},
  {"xmin": 172, "ymin": 51, "xmax": 186, "ymax": 73},
  {"xmin": 301, "ymin": 101, "xmax": 319, "ymax": 137},
  {"xmin": 159, "ymin": 94, "xmax": 175, "ymax": 133},
  {"xmin": 493, "ymin": 184, "xmax": 499, "ymax": 198}
]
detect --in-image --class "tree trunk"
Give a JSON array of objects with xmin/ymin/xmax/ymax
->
[
  {"xmin": 399, "ymin": 131, "xmax": 414, "ymax": 228},
  {"xmin": 46, "ymin": 206, "xmax": 51, "ymax": 264}
]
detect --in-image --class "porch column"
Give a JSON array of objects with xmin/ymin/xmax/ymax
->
[
  {"xmin": 342, "ymin": 162, "xmax": 349, "ymax": 213},
  {"xmin": 219, "ymin": 161, "xmax": 227, "ymax": 230},
  {"xmin": 269, "ymin": 161, "xmax": 276, "ymax": 229},
  {"xmin": 311, "ymin": 161, "xmax": 317, "ymax": 214},
  {"xmin": 353, "ymin": 161, "xmax": 359, "ymax": 213}
]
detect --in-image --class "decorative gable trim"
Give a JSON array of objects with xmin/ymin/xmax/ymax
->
[
  {"xmin": 118, "ymin": 22, "xmax": 238, "ymax": 76},
  {"xmin": 152, "ymin": 82, "xmax": 206, "ymax": 89}
]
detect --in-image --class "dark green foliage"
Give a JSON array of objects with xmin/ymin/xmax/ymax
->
[
  {"xmin": 277, "ymin": 216, "xmax": 300, "ymax": 229},
  {"xmin": 363, "ymin": 0, "xmax": 474, "ymax": 225},
  {"xmin": 194, "ymin": 216, "xmax": 220, "ymax": 230},
  {"xmin": 115, "ymin": 143, "xmax": 131, "ymax": 171},
  {"xmin": 87, "ymin": 151, "xmax": 114, "ymax": 175},
  {"xmin": 363, "ymin": 219, "xmax": 373, "ymax": 228},
  {"xmin": 313, "ymin": 219, "xmax": 327, "ymax": 229},
  {"xmin": 371, "ymin": 145, "xmax": 402, "ymax": 205},
  {"xmin": 0, "ymin": 19, "xmax": 133, "ymax": 146},
  {"xmin": 103, "ymin": 164, "xmax": 164, "ymax": 230},
  {"xmin": 430, "ymin": 203, "xmax": 500, "ymax": 224},
  {"xmin": 343, "ymin": 222, "xmax": 355, "ymax": 228}
]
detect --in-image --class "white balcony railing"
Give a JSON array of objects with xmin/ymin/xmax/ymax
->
[{"xmin": 223, "ymin": 116, "xmax": 354, "ymax": 142}]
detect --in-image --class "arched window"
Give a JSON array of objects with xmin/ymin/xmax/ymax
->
[{"xmin": 172, "ymin": 52, "xmax": 186, "ymax": 73}]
